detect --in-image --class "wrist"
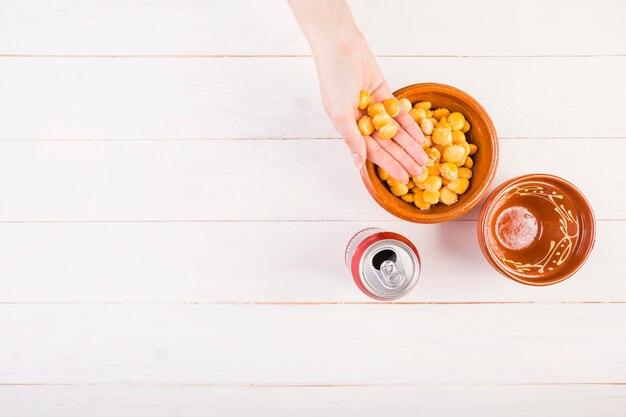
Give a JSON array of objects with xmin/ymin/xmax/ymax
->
[
  {"xmin": 309, "ymin": 27, "xmax": 363, "ymax": 57},
  {"xmin": 288, "ymin": 0, "xmax": 362, "ymax": 56}
]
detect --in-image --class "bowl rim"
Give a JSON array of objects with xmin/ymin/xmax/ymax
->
[
  {"xmin": 477, "ymin": 173, "xmax": 597, "ymax": 286},
  {"xmin": 360, "ymin": 82, "xmax": 500, "ymax": 223}
]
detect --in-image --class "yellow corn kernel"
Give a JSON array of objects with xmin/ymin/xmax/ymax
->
[
  {"xmin": 432, "ymin": 126, "xmax": 453, "ymax": 146},
  {"xmin": 439, "ymin": 162, "xmax": 459, "ymax": 180},
  {"xmin": 413, "ymin": 182, "xmax": 426, "ymax": 191},
  {"xmin": 443, "ymin": 145, "xmax": 466, "ymax": 163},
  {"xmin": 455, "ymin": 157, "xmax": 466, "ymax": 167},
  {"xmin": 378, "ymin": 123, "xmax": 398, "ymax": 140},
  {"xmin": 452, "ymin": 131, "xmax": 466, "ymax": 144},
  {"xmin": 427, "ymin": 161, "xmax": 440, "ymax": 176},
  {"xmin": 464, "ymin": 156, "xmax": 474, "ymax": 168},
  {"xmin": 367, "ymin": 102, "xmax": 386, "ymax": 118},
  {"xmin": 428, "ymin": 117, "xmax": 438, "ymax": 125},
  {"xmin": 460, "ymin": 142, "xmax": 471, "ymax": 158},
  {"xmin": 387, "ymin": 176, "xmax": 401, "ymax": 187},
  {"xmin": 390, "ymin": 184, "xmax": 409, "ymax": 196},
  {"xmin": 433, "ymin": 108, "xmax": 450, "ymax": 119},
  {"xmin": 458, "ymin": 167, "xmax": 473, "ymax": 179},
  {"xmin": 423, "ymin": 190, "xmax": 440, "ymax": 204},
  {"xmin": 377, "ymin": 165, "xmax": 389, "ymax": 181},
  {"xmin": 406, "ymin": 180, "xmax": 415, "ymax": 189},
  {"xmin": 425, "ymin": 148, "xmax": 441, "ymax": 164},
  {"xmin": 440, "ymin": 187, "xmax": 458, "ymax": 206},
  {"xmin": 424, "ymin": 175, "xmax": 442, "ymax": 193},
  {"xmin": 383, "ymin": 98, "xmax": 400, "ymax": 117},
  {"xmin": 414, "ymin": 101, "xmax": 432, "ymax": 111},
  {"xmin": 357, "ymin": 116, "xmax": 374, "ymax": 136},
  {"xmin": 419, "ymin": 118, "xmax": 434, "ymax": 135},
  {"xmin": 435, "ymin": 144, "xmax": 446, "ymax": 155},
  {"xmin": 441, "ymin": 177, "xmax": 450, "ymax": 186},
  {"xmin": 401, "ymin": 193, "xmax": 414, "ymax": 203},
  {"xmin": 448, "ymin": 177, "xmax": 470, "ymax": 194},
  {"xmin": 413, "ymin": 167, "xmax": 429, "ymax": 183},
  {"xmin": 372, "ymin": 112, "xmax": 392, "ymax": 130},
  {"xmin": 447, "ymin": 112, "xmax": 465, "ymax": 131},
  {"xmin": 462, "ymin": 120, "xmax": 471, "ymax": 133},
  {"xmin": 409, "ymin": 107, "xmax": 427, "ymax": 122},
  {"xmin": 358, "ymin": 90, "xmax": 371, "ymax": 110},
  {"xmin": 468, "ymin": 143, "xmax": 478, "ymax": 155},
  {"xmin": 435, "ymin": 117, "xmax": 449, "ymax": 128},
  {"xmin": 422, "ymin": 135, "xmax": 432, "ymax": 148},
  {"xmin": 413, "ymin": 191, "xmax": 431, "ymax": 210},
  {"xmin": 399, "ymin": 98, "xmax": 412, "ymax": 113}
]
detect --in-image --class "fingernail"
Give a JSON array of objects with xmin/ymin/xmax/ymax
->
[{"xmin": 352, "ymin": 153, "xmax": 363, "ymax": 168}]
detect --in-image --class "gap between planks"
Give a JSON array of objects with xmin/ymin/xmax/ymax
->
[
  {"xmin": 0, "ymin": 301, "xmax": 624, "ymax": 305},
  {"xmin": 0, "ymin": 219, "xmax": 622, "ymax": 224},
  {"xmin": 2, "ymin": 54, "xmax": 626, "ymax": 59},
  {"xmin": 0, "ymin": 382, "xmax": 624, "ymax": 387},
  {"xmin": 0, "ymin": 137, "xmax": 624, "ymax": 142}
]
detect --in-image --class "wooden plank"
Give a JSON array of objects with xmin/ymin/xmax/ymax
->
[
  {"xmin": 0, "ymin": 139, "xmax": 621, "ymax": 221},
  {"xmin": 1, "ymin": 0, "xmax": 625, "ymax": 56},
  {"xmin": 1, "ymin": 57, "xmax": 625, "ymax": 140},
  {"xmin": 0, "ymin": 304, "xmax": 624, "ymax": 384},
  {"xmin": 0, "ymin": 221, "xmax": 619, "ymax": 303},
  {"xmin": 1, "ymin": 385, "xmax": 625, "ymax": 417}
]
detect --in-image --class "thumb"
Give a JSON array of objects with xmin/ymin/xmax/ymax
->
[{"xmin": 336, "ymin": 117, "xmax": 367, "ymax": 169}]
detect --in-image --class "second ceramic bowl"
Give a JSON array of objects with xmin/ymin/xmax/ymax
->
[
  {"xmin": 361, "ymin": 83, "xmax": 499, "ymax": 223},
  {"xmin": 477, "ymin": 174, "xmax": 596, "ymax": 285}
]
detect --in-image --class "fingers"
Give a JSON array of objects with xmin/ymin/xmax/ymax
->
[
  {"xmin": 363, "ymin": 136, "xmax": 409, "ymax": 183},
  {"xmin": 391, "ymin": 125, "xmax": 429, "ymax": 167},
  {"xmin": 372, "ymin": 129, "xmax": 421, "ymax": 178},
  {"xmin": 336, "ymin": 111, "xmax": 411, "ymax": 183},
  {"xmin": 331, "ymin": 82, "xmax": 427, "ymax": 183},
  {"xmin": 396, "ymin": 108, "xmax": 425, "ymax": 145},
  {"xmin": 370, "ymin": 82, "xmax": 427, "ymax": 166},
  {"xmin": 334, "ymin": 115, "xmax": 367, "ymax": 168}
]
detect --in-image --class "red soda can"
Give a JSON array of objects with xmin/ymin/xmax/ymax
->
[{"xmin": 345, "ymin": 228, "xmax": 421, "ymax": 300}]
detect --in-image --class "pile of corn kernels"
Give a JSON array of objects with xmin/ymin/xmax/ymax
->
[
  {"xmin": 356, "ymin": 91, "xmax": 413, "ymax": 140},
  {"xmin": 369, "ymin": 98, "xmax": 477, "ymax": 209}
]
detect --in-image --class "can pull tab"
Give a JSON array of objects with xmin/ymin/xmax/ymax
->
[{"xmin": 379, "ymin": 259, "xmax": 405, "ymax": 288}]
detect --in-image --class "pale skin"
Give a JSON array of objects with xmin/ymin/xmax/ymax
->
[{"xmin": 288, "ymin": 0, "xmax": 428, "ymax": 183}]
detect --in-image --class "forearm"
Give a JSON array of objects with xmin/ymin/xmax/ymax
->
[{"xmin": 287, "ymin": 0, "xmax": 362, "ymax": 55}]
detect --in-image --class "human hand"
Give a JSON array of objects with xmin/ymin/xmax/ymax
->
[
  {"xmin": 312, "ymin": 32, "xmax": 428, "ymax": 183},
  {"xmin": 288, "ymin": 0, "xmax": 428, "ymax": 183}
]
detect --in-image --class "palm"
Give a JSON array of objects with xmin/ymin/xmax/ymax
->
[{"xmin": 315, "ymin": 34, "xmax": 427, "ymax": 183}]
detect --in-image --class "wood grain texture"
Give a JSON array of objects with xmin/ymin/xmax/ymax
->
[
  {"xmin": 1, "ymin": 304, "xmax": 625, "ymax": 384},
  {"xmin": 1, "ymin": 0, "xmax": 624, "ymax": 413},
  {"xmin": 1, "ymin": 57, "xmax": 625, "ymax": 140},
  {"xmin": 1, "ymin": 0, "xmax": 625, "ymax": 56},
  {"xmin": 0, "ymin": 139, "xmax": 621, "ymax": 221},
  {"xmin": 0, "ymin": 221, "xmax": 619, "ymax": 303},
  {"xmin": 1, "ymin": 385, "xmax": 625, "ymax": 417}
]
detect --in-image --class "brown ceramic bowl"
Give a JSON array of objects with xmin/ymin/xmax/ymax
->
[
  {"xmin": 361, "ymin": 83, "xmax": 499, "ymax": 223},
  {"xmin": 477, "ymin": 174, "xmax": 596, "ymax": 286}
]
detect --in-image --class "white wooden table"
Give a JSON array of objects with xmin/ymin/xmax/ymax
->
[{"xmin": 1, "ymin": 1, "xmax": 625, "ymax": 415}]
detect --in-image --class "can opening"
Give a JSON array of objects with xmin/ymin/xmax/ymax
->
[
  {"xmin": 371, "ymin": 249, "xmax": 405, "ymax": 289},
  {"xmin": 371, "ymin": 249, "xmax": 398, "ymax": 270}
]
